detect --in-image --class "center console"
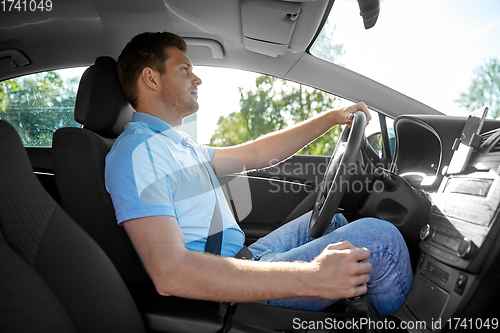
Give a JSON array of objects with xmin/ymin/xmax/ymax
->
[
  {"xmin": 423, "ymin": 171, "xmax": 500, "ymax": 269},
  {"xmin": 395, "ymin": 109, "xmax": 500, "ymax": 332}
]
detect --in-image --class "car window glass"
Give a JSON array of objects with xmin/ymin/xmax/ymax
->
[
  {"xmin": 386, "ymin": 117, "xmax": 395, "ymax": 157},
  {"xmin": 311, "ymin": 0, "xmax": 500, "ymax": 118},
  {"xmin": 194, "ymin": 66, "xmax": 383, "ymax": 156},
  {"xmin": 0, "ymin": 67, "xmax": 86, "ymax": 147},
  {"xmin": 366, "ymin": 114, "xmax": 395, "ymax": 159},
  {"xmin": 1, "ymin": 65, "xmax": 387, "ymax": 155},
  {"xmin": 365, "ymin": 111, "xmax": 380, "ymax": 138}
]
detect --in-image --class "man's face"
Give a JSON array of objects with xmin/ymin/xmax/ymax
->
[{"xmin": 158, "ymin": 47, "xmax": 202, "ymax": 119}]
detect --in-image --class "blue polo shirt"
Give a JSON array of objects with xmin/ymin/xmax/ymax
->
[{"xmin": 105, "ymin": 112, "xmax": 245, "ymax": 257}]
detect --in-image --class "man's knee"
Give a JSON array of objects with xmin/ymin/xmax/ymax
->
[{"xmin": 352, "ymin": 218, "xmax": 406, "ymax": 247}]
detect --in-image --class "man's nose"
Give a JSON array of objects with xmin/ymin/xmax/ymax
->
[{"xmin": 193, "ymin": 74, "xmax": 202, "ymax": 86}]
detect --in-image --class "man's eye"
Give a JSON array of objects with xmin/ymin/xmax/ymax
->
[{"xmin": 182, "ymin": 68, "xmax": 188, "ymax": 73}]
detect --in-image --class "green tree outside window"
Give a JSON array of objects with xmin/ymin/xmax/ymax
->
[
  {"xmin": 457, "ymin": 58, "xmax": 500, "ymax": 119},
  {"xmin": 210, "ymin": 21, "xmax": 345, "ymax": 156},
  {"xmin": 0, "ymin": 70, "xmax": 81, "ymax": 147},
  {"xmin": 209, "ymin": 75, "xmax": 343, "ymax": 156}
]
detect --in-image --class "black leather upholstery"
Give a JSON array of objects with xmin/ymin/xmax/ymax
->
[
  {"xmin": 52, "ymin": 57, "xmax": 237, "ymax": 333},
  {"xmin": 74, "ymin": 56, "xmax": 135, "ymax": 136},
  {"xmin": 0, "ymin": 120, "xmax": 145, "ymax": 333},
  {"xmin": 52, "ymin": 57, "xmax": 151, "ymax": 285}
]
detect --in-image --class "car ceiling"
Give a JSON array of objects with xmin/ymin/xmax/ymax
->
[{"xmin": 0, "ymin": 0, "xmax": 440, "ymax": 118}]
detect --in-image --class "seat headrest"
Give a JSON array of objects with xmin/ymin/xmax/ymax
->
[{"xmin": 74, "ymin": 56, "xmax": 134, "ymax": 138}]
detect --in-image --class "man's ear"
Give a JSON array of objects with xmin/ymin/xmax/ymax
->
[{"xmin": 140, "ymin": 67, "xmax": 159, "ymax": 91}]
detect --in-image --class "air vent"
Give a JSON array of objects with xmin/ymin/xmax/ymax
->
[
  {"xmin": 481, "ymin": 131, "xmax": 493, "ymax": 144},
  {"xmin": 490, "ymin": 139, "xmax": 500, "ymax": 153},
  {"xmin": 479, "ymin": 129, "xmax": 500, "ymax": 152}
]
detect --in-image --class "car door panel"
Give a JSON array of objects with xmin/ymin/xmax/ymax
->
[{"xmin": 219, "ymin": 155, "xmax": 328, "ymax": 244}]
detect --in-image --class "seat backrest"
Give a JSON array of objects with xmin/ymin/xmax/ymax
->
[
  {"xmin": 0, "ymin": 120, "xmax": 145, "ymax": 333},
  {"xmin": 52, "ymin": 56, "xmax": 151, "ymax": 285}
]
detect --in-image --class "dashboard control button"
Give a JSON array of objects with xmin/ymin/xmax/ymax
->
[
  {"xmin": 456, "ymin": 238, "xmax": 476, "ymax": 258},
  {"xmin": 454, "ymin": 273, "xmax": 468, "ymax": 295},
  {"xmin": 420, "ymin": 224, "xmax": 433, "ymax": 241}
]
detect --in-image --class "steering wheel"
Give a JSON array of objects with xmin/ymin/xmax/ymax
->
[{"xmin": 309, "ymin": 110, "xmax": 367, "ymax": 238}]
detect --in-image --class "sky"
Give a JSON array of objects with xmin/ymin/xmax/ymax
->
[
  {"xmin": 321, "ymin": 0, "xmax": 500, "ymax": 116},
  {"xmin": 194, "ymin": 67, "xmax": 259, "ymax": 144}
]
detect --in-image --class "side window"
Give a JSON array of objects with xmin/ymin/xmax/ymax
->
[
  {"xmin": 367, "ymin": 114, "xmax": 395, "ymax": 159},
  {"xmin": 0, "ymin": 67, "xmax": 86, "ymax": 147},
  {"xmin": 195, "ymin": 66, "xmax": 360, "ymax": 156},
  {"xmin": 386, "ymin": 117, "xmax": 395, "ymax": 157}
]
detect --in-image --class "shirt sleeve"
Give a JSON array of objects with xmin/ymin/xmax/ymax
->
[
  {"xmin": 201, "ymin": 144, "xmax": 216, "ymax": 163},
  {"xmin": 105, "ymin": 135, "xmax": 176, "ymax": 224}
]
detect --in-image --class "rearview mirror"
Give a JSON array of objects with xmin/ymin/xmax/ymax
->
[{"xmin": 357, "ymin": 0, "xmax": 380, "ymax": 29}]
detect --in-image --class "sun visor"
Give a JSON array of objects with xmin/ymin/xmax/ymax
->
[{"xmin": 241, "ymin": 0, "xmax": 301, "ymax": 57}]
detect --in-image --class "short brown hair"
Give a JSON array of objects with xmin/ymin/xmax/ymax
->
[{"xmin": 117, "ymin": 32, "xmax": 187, "ymax": 109}]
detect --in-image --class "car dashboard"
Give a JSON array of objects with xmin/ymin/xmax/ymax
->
[{"xmin": 391, "ymin": 115, "xmax": 500, "ymax": 331}]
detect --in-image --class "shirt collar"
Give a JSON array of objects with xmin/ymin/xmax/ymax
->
[{"xmin": 132, "ymin": 112, "xmax": 191, "ymax": 145}]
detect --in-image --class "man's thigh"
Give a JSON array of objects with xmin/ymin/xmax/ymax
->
[
  {"xmin": 252, "ymin": 217, "xmax": 401, "ymax": 264},
  {"xmin": 248, "ymin": 212, "xmax": 351, "ymax": 262},
  {"xmin": 252, "ymin": 218, "xmax": 413, "ymax": 314}
]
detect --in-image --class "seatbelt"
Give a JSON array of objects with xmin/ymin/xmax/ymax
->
[
  {"xmin": 204, "ymin": 161, "xmax": 252, "ymax": 258},
  {"xmin": 204, "ymin": 187, "xmax": 223, "ymax": 255},
  {"xmin": 190, "ymin": 141, "xmax": 250, "ymax": 257},
  {"xmin": 199, "ymin": 158, "xmax": 252, "ymax": 259},
  {"xmin": 191, "ymin": 146, "xmax": 223, "ymax": 256},
  {"xmin": 234, "ymin": 245, "xmax": 252, "ymax": 260}
]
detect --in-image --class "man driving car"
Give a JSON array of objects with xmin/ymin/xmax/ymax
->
[{"xmin": 105, "ymin": 31, "xmax": 413, "ymax": 315}]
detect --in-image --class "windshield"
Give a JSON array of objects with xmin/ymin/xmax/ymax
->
[{"xmin": 311, "ymin": 0, "xmax": 500, "ymax": 118}]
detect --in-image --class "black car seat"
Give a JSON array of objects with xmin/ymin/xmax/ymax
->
[
  {"xmin": 0, "ymin": 119, "xmax": 146, "ymax": 333},
  {"xmin": 51, "ymin": 57, "xmax": 148, "ymax": 286},
  {"xmin": 51, "ymin": 57, "xmax": 229, "ymax": 333}
]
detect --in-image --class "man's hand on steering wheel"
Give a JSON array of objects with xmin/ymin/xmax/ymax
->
[
  {"xmin": 309, "ymin": 102, "xmax": 370, "ymax": 239},
  {"xmin": 333, "ymin": 102, "xmax": 372, "ymax": 127}
]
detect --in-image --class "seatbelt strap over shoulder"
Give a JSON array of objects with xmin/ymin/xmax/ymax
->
[
  {"xmin": 205, "ymin": 194, "xmax": 223, "ymax": 255},
  {"xmin": 188, "ymin": 142, "xmax": 223, "ymax": 256},
  {"xmin": 200, "ymin": 159, "xmax": 223, "ymax": 256}
]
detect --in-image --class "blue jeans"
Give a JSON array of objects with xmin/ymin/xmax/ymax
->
[{"xmin": 247, "ymin": 212, "xmax": 413, "ymax": 315}]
